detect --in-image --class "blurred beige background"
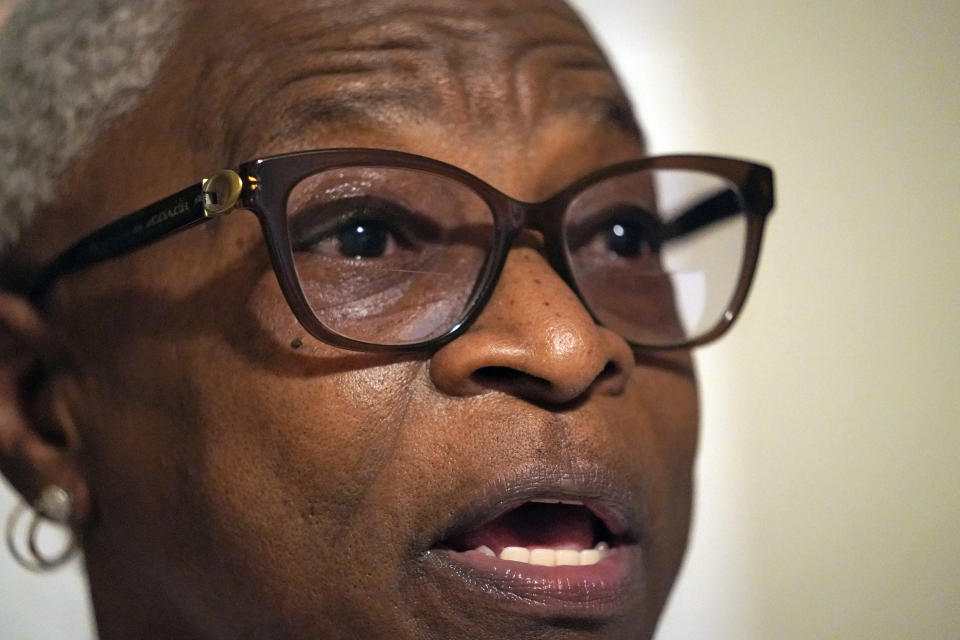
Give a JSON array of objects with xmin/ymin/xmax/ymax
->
[
  {"xmin": 566, "ymin": 1, "xmax": 960, "ymax": 638},
  {"xmin": 2, "ymin": 1, "xmax": 958, "ymax": 638}
]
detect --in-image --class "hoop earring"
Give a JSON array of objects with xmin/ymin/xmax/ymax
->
[{"xmin": 5, "ymin": 485, "xmax": 78, "ymax": 573}]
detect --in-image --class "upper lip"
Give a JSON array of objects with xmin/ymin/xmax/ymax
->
[{"xmin": 427, "ymin": 462, "xmax": 645, "ymax": 550}]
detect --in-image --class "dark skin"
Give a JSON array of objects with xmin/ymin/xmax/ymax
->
[{"xmin": 0, "ymin": 1, "xmax": 698, "ymax": 638}]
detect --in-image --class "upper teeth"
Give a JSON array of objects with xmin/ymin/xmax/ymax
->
[
  {"xmin": 478, "ymin": 542, "xmax": 610, "ymax": 566},
  {"xmin": 529, "ymin": 498, "xmax": 585, "ymax": 506}
]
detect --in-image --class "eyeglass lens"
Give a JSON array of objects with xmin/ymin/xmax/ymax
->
[
  {"xmin": 565, "ymin": 168, "xmax": 747, "ymax": 346},
  {"xmin": 285, "ymin": 166, "xmax": 748, "ymax": 347}
]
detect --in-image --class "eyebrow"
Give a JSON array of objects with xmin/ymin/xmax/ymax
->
[
  {"xmin": 268, "ymin": 84, "xmax": 438, "ymax": 142},
  {"xmin": 219, "ymin": 50, "xmax": 442, "ymax": 163},
  {"xmin": 555, "ymin": 92, "xmax": 644, "ymax": 138}
]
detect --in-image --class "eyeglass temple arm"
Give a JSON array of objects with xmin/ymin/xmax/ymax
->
[
  {"xmin": 663, "ymin": 161, "xmax": 775, "ymax": 242},
  {"xmin": 28, "ymin": 183, "xmax": 210, "ymax": 298},
  {"xmin": 660, "ymin": 189, "xmax": 743, "ymax": 242}
]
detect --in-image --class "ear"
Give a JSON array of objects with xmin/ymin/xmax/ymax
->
[{"xmin": 0, "ymin": 290, "xmax": 92, "ymax": 528}]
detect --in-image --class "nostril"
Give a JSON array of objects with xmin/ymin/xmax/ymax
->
[
  {"xmin": 473, "ymin": 364, "xmax": 595, "ymax": 407},
  {"xmin": 473, "ymin": 366, "xmax": 517, "ymax": 382},
  {"xmin": 472, "ymin": 366, "xmax": 553, "ymax": 395},
  {"xmin": 473, "ymin": 366, "xmax": 546, "ymax": 387},
  {"xmin": 588, "ymin": 357, "xmax": 631, "ymax": 397},
  {"xmin": 596, "ymin": 361, "xmax": 621, "ymax": 385},
  {"xmin": 471, "ymin": 363, "xmax": 623, "ymax": 406}
]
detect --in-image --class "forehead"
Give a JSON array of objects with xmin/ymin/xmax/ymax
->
[{"xmin": 178, "ymin": 0, "xmax": 639, "ymax": 166}]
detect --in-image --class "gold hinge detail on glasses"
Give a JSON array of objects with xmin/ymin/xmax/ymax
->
[{"xmin": 201, "ymin": 170, "xmax": 244, "ymax": 217}]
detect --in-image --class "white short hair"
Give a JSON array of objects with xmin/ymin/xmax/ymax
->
[{"xmin": 0, "ymin": 0, "xmax": 182, "ymax": 256}]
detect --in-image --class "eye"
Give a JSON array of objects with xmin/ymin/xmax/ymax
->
[
  {"xmin": 290, "ymin": 196, "xmax": 438, "ymax": 259},
  {"xmin": 333, "ymin": 221, "xmax": 392, "ymax": 258},
  {"xmin": 569, "ymin": 204, "xmax": 661, "ymax": 260},
  {"xmin": 604, "ymin": 218, "xmax": 646, "ymax": 258}
]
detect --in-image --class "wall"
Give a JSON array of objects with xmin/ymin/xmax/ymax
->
[{"xmin": 2, "ymin": 1, "xmax": 958, "ymax": 638}]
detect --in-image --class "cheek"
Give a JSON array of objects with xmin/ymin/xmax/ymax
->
[
  {"xmin": 196, "ymin": 362, "xmax": 419, "ymax": 530},
  {"xmin": 188, "ymin": 352, "xmax": 432, "ymax": 634},
  {"xmin": 195, "ymin": 236, "xmax": 428, "ymax": 548},
  {"xmin": 644, "ymin": 363, "xmax": 699, "ymax": 482},
  {"xmin": 573, "ymin": 356, "xmax": 697, "ymax": 511},
  {"xmin": 632, "ymin": 360, "xmax": 698, "ymax": 600},
  {"xmin": 72, "ymin": 251, "xmax": 432, "ymax": 634},
  {"xmin": 145, "ymin": 340, "xmax": 429, "ymax": 635}
]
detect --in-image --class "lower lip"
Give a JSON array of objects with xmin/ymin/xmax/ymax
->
[{"xmin": 423, "ymin": 545, "xmax": 640, "ymax": 613}]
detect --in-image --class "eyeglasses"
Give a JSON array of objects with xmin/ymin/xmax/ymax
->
[{"xmin": 29, "ymin": 149, "xmax": 775, "ymax": 352}]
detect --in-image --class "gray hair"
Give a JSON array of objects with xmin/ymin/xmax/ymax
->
[{"xmin": 0, "ymin": 0, "xmax": 182, "ymax": 257}]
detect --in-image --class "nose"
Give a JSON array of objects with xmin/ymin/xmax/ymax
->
[{"xmin": 429, "ymin": 246, "xmax": 635, "ymax": 405}]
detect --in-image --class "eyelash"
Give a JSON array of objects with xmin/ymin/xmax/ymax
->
[
  {"xmin": 289, "ymin": 196, "xmax": 438, "ymax": 256},
  {"xmin": 569, "ymin": 204, "xmax": 661, "ymax": 255}
]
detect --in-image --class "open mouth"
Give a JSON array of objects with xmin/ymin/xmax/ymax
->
[
  {"xmin": 425, "ymin": 493, "xmax": 642, "ymax": 611},
  {"xmin": 436, "ymin": 499, "xmax": 623, "ymax": 566}
]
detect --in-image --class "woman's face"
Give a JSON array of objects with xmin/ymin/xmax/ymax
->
[{"xmin": 45, "ymin": 1, "xmax": 698, "ymax": 638}]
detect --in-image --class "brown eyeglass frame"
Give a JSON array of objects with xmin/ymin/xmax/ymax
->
[{"xmin": 28, "ymin": 149, "xmax": 775, "ymax": 352}]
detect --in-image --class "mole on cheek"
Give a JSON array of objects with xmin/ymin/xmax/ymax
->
[{"xmin": 290, "ymin": 337, "xmax": 303, "ymax": 349}]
